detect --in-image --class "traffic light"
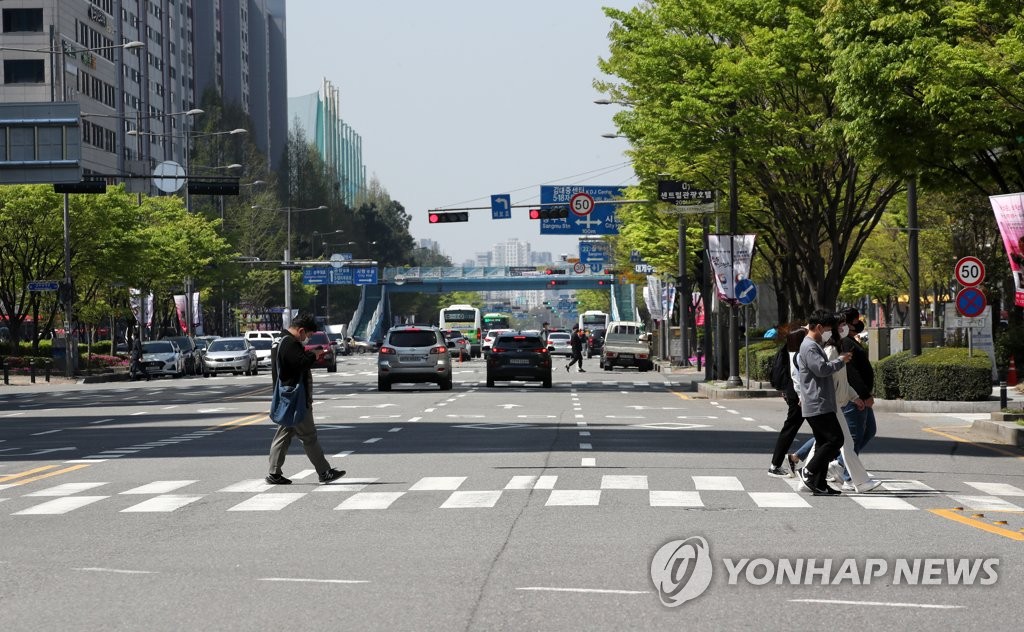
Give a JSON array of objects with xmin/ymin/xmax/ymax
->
[
  {"xmin": 603, "ymin": 269, "xmax": 621, "ymax": 276},
  {"xmin": 53, "ymin": 180, "xmax": 106, "ymax": 194},
  {"xmin": 528, "ymin": 207, "xmax": 569, "ymax": 220},
  {"xmin": 428, "ymin": 211, "xmax": 469, "ymax": 223},
  {"xmin": 544, "ymin": 268, "xmax": 567, "ymax": 275},
  {"xmin": 547, "ymin": 279, "xmax": 567, "ymax": 287},
  {"xmin": 188, "ymin": 180, "xmax": 240, "ymax": 195}
]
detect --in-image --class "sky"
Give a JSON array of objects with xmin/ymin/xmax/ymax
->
[{"xmin": 285, "ymin": 1, "xmax": 640, "ymax": 265}]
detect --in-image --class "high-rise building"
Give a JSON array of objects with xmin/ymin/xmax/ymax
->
[
  {"xmin": 288, "ymin": 78, "xmax": 366, "ymax": 206},
  {"xmin": 492, "ymin": 238, "xmax": 531, "ymax": 268},
  {"xmin": 0, "ymin": 0, "xmax": 288, "ymax": 182}
]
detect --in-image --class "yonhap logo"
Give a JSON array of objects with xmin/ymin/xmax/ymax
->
[{"xmin": 650, "ymin": 536, "xmax": 713, "ymax": 607}]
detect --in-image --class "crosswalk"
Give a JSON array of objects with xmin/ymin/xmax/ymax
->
[{"xmin": 2, "ymin": 474, "xmax": 1021, "ymax": 516}]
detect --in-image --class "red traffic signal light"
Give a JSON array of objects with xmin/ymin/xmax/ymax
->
[
  {"xmin": 428, "ymin": 211, "xmax": 469, "ymax": 223},
  {"xmin": 529, "ymin": 209, "xmax": 541, "ymax": 220},
  {"xmin": 529, "ymin": 207, "xmax": 569, "ymax": 220}
]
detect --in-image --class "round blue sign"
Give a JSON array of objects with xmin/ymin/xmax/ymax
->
[
  {"xmin": 735, "ymin": 278, "xmax": 757, "ymax": 305},
  {"xmin": 956, "ymin": 287, "xmax": 986, "ymax": 318}
]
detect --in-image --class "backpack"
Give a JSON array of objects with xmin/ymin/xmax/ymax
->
[{"xmin": 769, "ymin": 344, "xmax": 791, "ymax": 391}]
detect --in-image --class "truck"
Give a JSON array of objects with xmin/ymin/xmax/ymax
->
[{"xmin": 600, "ymin": 320, "xmax": 654, "ymax": 372}]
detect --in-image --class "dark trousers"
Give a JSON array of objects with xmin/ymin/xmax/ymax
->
[
  {"xmin": 268, "ymin": 405, "xmax": 330, "ymax": 476},
  {"xmin": 771, "ymin": 395, "xmax": 803, "ymax": 468},
  {"xmin": 804, "ymin": 412, "xmax": 845, "ymax": 489},
  {"xmin": 567, "ymin": 350, "xmax": 583, "ymax": 370}
]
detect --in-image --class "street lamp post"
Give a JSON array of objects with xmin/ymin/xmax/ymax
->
[{"xmin": 252, "ymin": 205, "xmax": 328, "ymax": 328}]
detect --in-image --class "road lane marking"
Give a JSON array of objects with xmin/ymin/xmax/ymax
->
[
  {"xmin": 922, "ymin": 426, "xmax": 1024, "ymax": 460},
  {"xmin": 441, "ymin": 490, "xmax": 502, "ymax": 508},
  {"xmin": 14, "ymin": 495, "xmax": 107, "ymax": 515},
  {"xmin": 758, "ymin": 425, "xmax": 777, "ymax": 432},
  {"xmin": 929, "ymin": 508, "xmax": 1024, "ymax": 541},
  {"xmin": 849, "ymin": 496, "xmax": 917, "ymax": 510},
  {"xmin": 668, "ymin": 390, "xmax": 691, "ymax": 401},
  {"xmin": 693, "ymin": 476, "xmax": 744, "ymax": 491},
  {"xmin": 89, "ymin": 418, "xmax": 114, "ymax": 424},
  {"xmin": 748, "ymin": 492, "xmax": 811, "ymax": 508},
  {"xmin": 212, "ymin": 414, "xmax": 265, "ymax": 429},
  {"xmin": 336, "ymin": 492, "xmax": 405, "ymax": 510},
  {"xmin": 789, "ymin": 599, "xmax": 961, "ymax": 609},
  {"xmin": 579, "ymin": 443, "xmax": 592, "ymax": 450},
  {"xmin": 30, "ymin": 429, "xmax": 62, "ymax": 436},
  {"xmin": 5, "ymin": 464, "xmax": 91, "ymax": 486},
  {"xmin": 546, "ymin": 490, "xmax": 600, "ymax": 506},
  {"xmin": 946, "ymin": 495, "xmax": 1023, "ymax": 512},
  {"xmin": 121, "ymin": 495, "xmax": 204, "ymax": 513},
  {"xmin": 120, "ymin": 480, "xmax": 197, "ymax": 494},
  {"xmin": 742, "ymin": 417, "xmax": 755, "ymax": 422},
  {"xmin": 312, "ymin": 478, "xmax": 377, "ymax": 492},
  {"xmin": 0, "ymin": 465, "xmax": 58, "ymax": 483},
  {"xmin": 333, "ymin": 451, "xmax": 354, "ymax": 458},
  {"xmin": 74, "ymin": 567, "xmax": 155, "ymax": 575},
  {"xmin": 289, "ymin": 470, "xmax": 316, "ymax": 481},
  {"xmin": 581, "ymin": 458, "xmax": 595, "ymax": 467},
  {"xmin": 388, "ymin": 427, "xmax": 402, "ymax": 432},
  {"xmin": 601, "ymin": 475, "xmax": 647, "ymax": 490},
  {"xmin": 410, "ymin": 477, "xmax": 465, "ymax": 491},
  {"xmin": 650, "ymin": 491, "xmax": 702, "ymax": 507},
  {"xmin": 218, "ymin": 480, "xmax": 273, "ymax": 493},
  {"xmin": 363, "ymin": 437, "xmax": 382, "ymax": 444},
  {"xmin": 579, "ymin": 431, "xmax": 590, "ymax": 437},
  {"xmin": 26, "ymin": 482, "xmax": 107, "ymax": 497},
  {"xmin": 516, "ymin": 586, "xmax": 648, "ymax": 595},
  {"xmin": 228, "ymin": 493, "xmax": 306, "ymax": 511},
  {"xmin": 407, "ymin": 417, "xmax": 422, "ymax": 422},
  {"xmin": 259, "ymin": 577, "xmax": 369, "ymax": 584},
  {"xmin": 964, "ymin": 482, "xmax": 1024, "ymax": 496}
]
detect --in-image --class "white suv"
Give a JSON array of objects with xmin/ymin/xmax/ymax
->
[{"xmin": 244, "ymin": 330, "xmax": 281, "ymax": 343}]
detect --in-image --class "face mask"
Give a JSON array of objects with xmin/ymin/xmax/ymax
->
[
  {"xmin": 821, "ymin": 330, "xmax": 832, "ymax": 343},
  {"xmin": 839, "ymin": 325, "xmax": 850, "ymax": 338}
]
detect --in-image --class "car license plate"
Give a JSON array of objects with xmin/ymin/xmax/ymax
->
[
  {"xmin": 400, "ymin": 355, "xmax": 424, "ymax": 362},
  {"xmin": 509, "ymin": 359, "xmax": 530, "ymax": 365},
  {"xmin": 618, "ymin": 353, "xmax": 634, "ymax": 359}
]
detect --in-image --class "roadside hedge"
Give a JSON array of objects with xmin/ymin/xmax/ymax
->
[
  {"xmin": 876, "ymin": 348, "xmax": 992, "ymax": 401},
  {"xmin": 740, "ymin": 340, "xmax": 779, "ymax": 382}
]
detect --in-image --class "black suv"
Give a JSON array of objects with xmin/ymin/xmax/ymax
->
[
  {"xmin": 587, "ymin": 328, "xmax": 606, "ymax": 359},
  {"xmin": 486, "ymin": 333, "xmax": 552, "ymax": 388}
]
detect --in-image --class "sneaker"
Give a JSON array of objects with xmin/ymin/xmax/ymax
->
[
  {"xmin": 841, "ymin": 481, "xmax": 857, "ymax": 492},
  {"xmin": 265, "ymin": 473, "xmax": 292, "ymax": 485},
  {"xmin": 565, "ymin": 365, "xmax": 570, "ymax": 373},
  {"xmin": 858, "ymin": 478, "xmax": 883, "ymax": 493},
  {"xmin": 578, "ymin": 369, "xmax": 586, "ymax": 373},
  {"xmin": 812, "ymin": 486, "xmax": 842, "ymax": 496},
  {"xmin": 827, "ymin": 461, "xmax": 845, "ymax": 483},
  {"xmin": 798, "ymin": 468, "xmax": 828, "ymax": 494},
  {"xmin": 767, "ymin": 466, "xmax": 790, "ymax": 478},
  {"xmin": 318, "ymin": 468, "xmax": 346, "ymax": 484}
]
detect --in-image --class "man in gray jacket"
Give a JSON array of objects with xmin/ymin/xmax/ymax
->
[{"xmin": 795, "ymin": 309, "xmax": 852, "ymax": 495}]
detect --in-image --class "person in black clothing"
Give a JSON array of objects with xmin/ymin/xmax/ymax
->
[
  {"xmin": 767, "ymin": 323, "xmax": 807, "ymax": 477},
  {"xmin": 838, "ymin": 307, "xmax": 876, "ymax": 455},
  {"xmin": 265, "ymin": 313, "xmax": 345, "ymax": 485},
  {"xmin": 129, "ymin": 336, "xmax": 150, "ymax": 381},
  {"xmin": 565, "ymin": 324, "xmax": 585, "ymax": 372}
]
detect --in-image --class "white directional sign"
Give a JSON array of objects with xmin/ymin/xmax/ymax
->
[{"xmin": 569, "ymin": 192, "xmax": 595, "ymax": 216}]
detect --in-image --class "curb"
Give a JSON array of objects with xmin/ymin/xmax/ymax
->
[
  {"xmin": 80, "ymin": 373, "xmax": 130, "ymax": 384},
  {"xmin": 970, "ymin": 418, "xmax": 1024, "ymax": 447}
]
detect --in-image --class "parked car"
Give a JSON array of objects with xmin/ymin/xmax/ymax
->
[
  {"xmin": 486, "ymin": 333, "xmax": 552, "ymax": 388},
  {"xmin": 442, "ymin": 329, "xmax": 471, "ymax": 361},
  {"xmin": 244, "ymin": 330, "xmax": 281, "ymax": 343},
  {"xmin": 482, "ymin": 328, "xmax": 515, "ymax": 357},
  {"xmin": 139, "ymin": 340, "xmax": 185, "ymax": 378},
  {"xmin": 377, "ymin": 325, "xmax": 452, "ymax": 391},
  {"xmin": 546, "ymin": 331, "xmax": 573, "ymax": 357},
  {"xmin": 586, "ymin": 328, "xmax": 606, "ymax": 359},
  {"xmin": 304, "ymin": 331, "xmax": 337, "ymax": 372},
  {"xmin": 326, "ymin": 332, "xmax": 349, "ymax": 356},
  {"xmin": 162, "ymin": 335, "xmax": 202, "ymax": 375},
  {"xmin": 202, "ymin": 337, "xmax": 259, "ymax": 376},
  {"xmin": 349, "ymin": 335, "xmax": 378, "ymax": 354},
  {"xmin": 248, "ymin": 337, "xmax": 273, "ymax": 369}
]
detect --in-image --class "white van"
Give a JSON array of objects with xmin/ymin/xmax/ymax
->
[{"xmin": 244, "ymin": 330, "xmax": 281, "ymax": 342}]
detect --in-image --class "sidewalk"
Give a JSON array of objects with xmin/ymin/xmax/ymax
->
[{"xmin": 1, "ymin": 371, "xmax": 128, "ymax": 387}]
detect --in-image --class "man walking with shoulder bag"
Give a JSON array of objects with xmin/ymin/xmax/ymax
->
[{"xmin": 265, "ymin": 312, "xmax": 345, "ymax": 485}]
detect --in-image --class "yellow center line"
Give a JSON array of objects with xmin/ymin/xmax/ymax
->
[
  {"xmin": 225, "ymin": 387, "xmax": 270, "ymax": 401},
  {"xmin": 9, "ymin": 464, "xmax": 92, "ymax": 486},
  {"xmin": 206, "ymin": 413, "xmax": 265, "ymax": 431},
  {"xmin": 0, "ymin": 464, "xmax": 58, "ymax": 483},
  {"xmin": 922, "ymin": 427, "xmax": 1024, "ymax": 460},
  {"xmin": 668, "ymin": 389, "xmax": 691, "ymax": 401},
  {"xmin": 930, "ymin": 509, "xmax": 1024, "ymax": 542}
]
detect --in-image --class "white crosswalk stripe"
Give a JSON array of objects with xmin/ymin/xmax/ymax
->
[
  {"xmin": 14, "ymin": 496, "xmax": 108, "ymax": 515},
  {"xmin": 120, "ymin": 480, "xmax": 197, "ymax": 495},
  {"xmin": 122, "ymin": 495, "xmax": 204, "ymax": 513},
  {"xmin": 26, "ymin": 482, "xmax": 108, "ymax": 497},
  {"xmin": 228, "ymin": 493, "xmax": 306, "ymax": 511}
]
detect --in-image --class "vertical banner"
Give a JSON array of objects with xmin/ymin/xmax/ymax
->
[
  {"xmin": 644, "ymin": 277, "xmax": 664, "ymax": 321},
  {"xmin": 706, "ymin": 234, "xmax": 757, "ymax": 302},
  {"xmin": 173, "ymin": 294, "xmax": 187, "ymax": 332},
  {"xmin": 191, "ymin": 291, "xmax": 203, "ymax": 335},
  {"xmin": 129, "ymin": 289, "xmax": 154, "ymax": 326},
  {"xmin": 692, "ymin": 292, "xmax": 705, "ymax": 327},
  {"xmin": 991, "ymin": 192, "xmax": 1024, "ymax": 307}
]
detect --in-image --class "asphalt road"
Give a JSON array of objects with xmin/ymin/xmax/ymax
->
[{"xmin": 1, "ymin": 355, "xmax": 1021, "ymax": 631}]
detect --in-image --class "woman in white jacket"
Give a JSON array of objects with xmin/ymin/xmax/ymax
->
[{"xmin": 792, "ymin": 318, "xmax": 881, "ymax": 493}]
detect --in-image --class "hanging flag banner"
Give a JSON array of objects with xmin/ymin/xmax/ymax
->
[
  {"xmin": 172, "ymin": 292, "xmax": 202, "ymax": 334},
  {"xmin": 706, "ymin": 234, "xmax": 757, "ymax": 303},
  {"xmin": 173, "ymin": 294, "xmax": 188, "ymax": 332},
  {"xmin": 129, "ymin": 288, "xmax": 154, "ymax": 326},
  {"xmin": 991, "ymin": 192, "xmax": 1024, "ymax": 307},
  {"xmin": 692, "ymin": 291, "xmax": 705, "ymax": 327},
  {"xmin": 643, "ymin": 278, "xmax": 664, "ymax": 321}
]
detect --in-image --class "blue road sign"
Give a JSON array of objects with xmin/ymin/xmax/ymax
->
[
  {"xmin": 491, "ymin": 194, "xmax": 512, "ymax": 220},
  {"xmin": 590, "ymin": 263, "xmax": 604, "ymax": 273},
  {"xmin": 735, "ymin": 278, "xmax": 757, "ymax": 305},
  {"xmin": 353, "ymin": 267, "xmax": 378, "ymax": 285},
  {"xmin": 579, "ymin": 241, "xmax": 609, "ymax": 264},
  {"xmin": 302, "ymin": 268, "xmax": 329, "ymax": 285},
  {"xmin": 28, "ymin": 280, "xmax": 60, "ymax": 292},
  {"xmin": 539, "ymin": 185, "xmax": 623, "ymax": 235},
  {"xmin": 956, "ymin": 287, "xmax": 986, "ymax": 318}
]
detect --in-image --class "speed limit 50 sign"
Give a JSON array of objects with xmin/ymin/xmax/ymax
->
[{"xmin": 954, "ymin": 256, "xmax": 985, "ymax": 287}]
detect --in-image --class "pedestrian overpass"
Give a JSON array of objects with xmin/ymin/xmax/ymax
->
[{"xmin": 344, "ymin": 266, "xmax": 639, "ymax": 343}]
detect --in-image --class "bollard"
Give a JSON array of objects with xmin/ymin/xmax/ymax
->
[
  {"xmin": 29, "ymin": 358, "xmax": 36, "ymax": 384},
  {"xmin": 1000, "ymin": 381, "xmax": 1008, "ymax": 410},
  {"xmin": 44, "ymin": 359, "xmax": 51, "ymax": 383},
  {"xmin": 2, "ymin": 358, "xmax": 8, "ymax": 385}
]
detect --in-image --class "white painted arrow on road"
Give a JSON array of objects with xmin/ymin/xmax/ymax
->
[{"xmin": 498, "ymin": 404, "xmax": 522, "ymax": 409}]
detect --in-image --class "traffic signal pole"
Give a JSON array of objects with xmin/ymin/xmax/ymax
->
[{"xmin": 677, "ymin": 215, "xmax": 689, "ymax": 366}]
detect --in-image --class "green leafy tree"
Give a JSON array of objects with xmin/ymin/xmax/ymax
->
[{"xmin": 598, "ymin": 0, "xmax": 902, "ymax": 321}]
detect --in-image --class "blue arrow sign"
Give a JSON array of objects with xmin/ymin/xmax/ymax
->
[
  {"xmin": 28, "ymin": 280, "xmax": 60, "ymax": 291},
  {"xmin": 491, "ymin": 194, "xmax": 511, "ymax": 220},
  {"xmin": 301, "ymin": 267, "xmax": 329, "ymax": 285},
  {"xmin": 353, "ymin": 267, "xmax": 378, "ymax": 286},
  {"xmin": 735, "ymin": 279, "xmax": 757, "ymax": 305},
  {"xmin": 579, "ymin": 241, "xmax": 609, "ymax": 264},
  {"xmin": 539, "ymin": 185, "xmax": 623, "ymax": 235}
]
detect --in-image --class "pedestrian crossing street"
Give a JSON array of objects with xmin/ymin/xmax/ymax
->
[{"xmin": 2, "ymin": 473, "xmax": 1021, "ymax": 516}]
